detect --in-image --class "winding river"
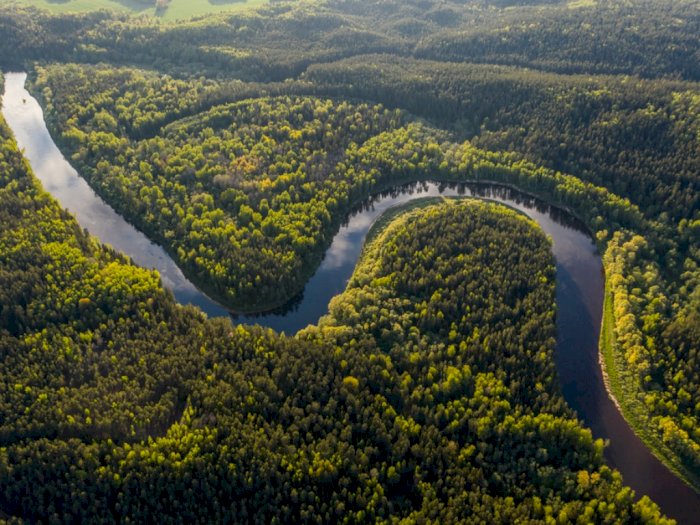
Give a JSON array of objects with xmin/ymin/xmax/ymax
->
[{"xmin": 3, "ymin": 72, "xmax": 699, "ymax": 523}]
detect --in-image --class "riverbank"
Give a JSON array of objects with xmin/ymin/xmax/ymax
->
[{"xmin": 600, "ymin": 283, "xmax": 700, "ymax": 493}]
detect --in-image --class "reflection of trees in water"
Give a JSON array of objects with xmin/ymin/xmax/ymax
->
[
  {"xmin": 239, "ymin": 181, "xmax": 592, "ymax": 322},
  {"xmin": 230, "ymin": 288, "xmax": 305, "ymax": 320},
  {"xmin": 464, "ymin": 182, "xmax": 587, "ymax": 232},
  {"xmin": 353, "ymin": 180, "xmax": 589, "ymax": 234}
]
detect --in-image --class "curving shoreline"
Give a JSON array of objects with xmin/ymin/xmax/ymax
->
[{"xmin": 3, "ymin": 71, "xmax": 699, "ymax": 524}]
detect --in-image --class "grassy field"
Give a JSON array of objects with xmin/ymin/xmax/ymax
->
[
  {"xmin": 8, "ymin": 0, "xmax": 268, "ymax": 20},
  {"xmin": 567, "ymin": 0, "xmax": 597, "ymax": 8}
]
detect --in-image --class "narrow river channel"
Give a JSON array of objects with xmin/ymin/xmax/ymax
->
[{"xmin": 3, "ymin": 71, "xmax": 698, "ymax": 523}]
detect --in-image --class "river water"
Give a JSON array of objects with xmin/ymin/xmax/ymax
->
[{"xmin": 3, "ymin": 71, "xmax": 698, "ymax": 523}]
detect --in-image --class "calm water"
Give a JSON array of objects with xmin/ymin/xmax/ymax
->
[{"xmin": 3, "ymin": 72, "xmax": 698, "ymax": 523}]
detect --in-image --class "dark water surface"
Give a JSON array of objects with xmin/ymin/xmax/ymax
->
[{"xmin": 3, "ymin": 72, "xmax": 698, "ymax": 523}]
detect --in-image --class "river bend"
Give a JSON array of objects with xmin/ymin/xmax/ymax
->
[{"xmin": 2, "ymin": 71, "xmax": 698, "ymax": 523}]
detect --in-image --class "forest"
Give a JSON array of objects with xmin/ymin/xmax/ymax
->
[
  {"xmin": 0, "ymin": 127, "xmax": 670, "ymax": 520},
  {"xmin": 0, "ymin": 0, "xmax": 698, "ymax": 522},
  {"xmin": 27, "ymin": 59, "xmax": 700, "ymax": 494}
]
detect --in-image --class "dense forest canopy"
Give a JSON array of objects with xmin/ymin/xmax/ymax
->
[
  {"xmin": 1, "ymin": 0, "xmax": 700, "ymax": 81},
  {"xmin": 0, "ymin": 128, "xmax": 671, "ymax": 520},
  {"xmin": 0, "ymin": 0, "xmax": 698, "ymax": 522},
  {"xmin": 303, "ymin": 55, "xmax": 699, "ymax": 221}
]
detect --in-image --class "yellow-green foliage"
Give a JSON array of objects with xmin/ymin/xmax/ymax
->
[
  {"xmin": 0, "ymin": 0, "xmax": 698, "ymax": 513},
  {"xmin": 26, "ymin": 60, "xmax": 700, "ymax": 491},
  {"xmin": 0, "ymin": 129, "xmax": 671, "ymax": 521},
  {"xmin": 10, "ymin": 0, "xmax": 267, "ymax": 21}
]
